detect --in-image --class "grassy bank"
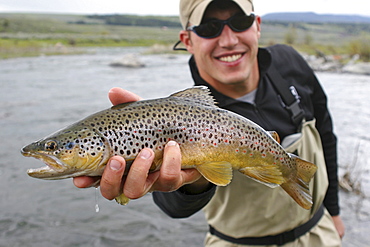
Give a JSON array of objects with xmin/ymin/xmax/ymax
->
[
  {"xmin": 0, "ymin": 36, "xmax": 172, "ymax": 59},
  {"xmin": 0, "ymin": 13, "xmax": 180, "ymax": 58},
  {"xmin": 1, "ymin": 13, "xmax": 370, "ymax": 60}
]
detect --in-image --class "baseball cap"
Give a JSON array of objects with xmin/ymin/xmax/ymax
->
[{"xmin": 179, "ymin": 0, "xmax": 254, "ymax": 29}]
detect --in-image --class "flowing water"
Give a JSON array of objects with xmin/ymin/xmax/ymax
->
[{"xmin": 0, "ymin": 47, "xmax": 369, "ymax": 247}]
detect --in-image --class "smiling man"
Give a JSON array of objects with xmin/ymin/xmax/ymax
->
[
  {"xmin": 180, "ymin": 1, "xmax": 260, "ymax": 99},
  {"xmin": 74, "ymin": 0, "xmax": 344, "ymax": 246}
]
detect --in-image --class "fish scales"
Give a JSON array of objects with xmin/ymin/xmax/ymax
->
[
  {"xmin": 95, "ymin": 99, "xmax": 281, "ymax": 172},
  {"xmin": 21, "ymin": 86, "xmax": 317, "ymax": 209}
]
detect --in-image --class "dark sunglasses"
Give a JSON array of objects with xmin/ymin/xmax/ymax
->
[{"xmin": 187, "ymin": 13, "xmax": 256, "ymax": 39}]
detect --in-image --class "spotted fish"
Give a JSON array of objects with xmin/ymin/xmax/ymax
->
[{"xmin": 21, "ymin": 86, "xmax": 317, "ymax": 209}]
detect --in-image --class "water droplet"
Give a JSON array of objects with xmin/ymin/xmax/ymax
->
[{"xmin": 95, "ymin": 187, "xmax": 100, "ymax": 213}]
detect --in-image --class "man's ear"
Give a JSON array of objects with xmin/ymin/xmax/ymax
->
[
  {"xmin": 179, "ymin": 30, "xmax": 194, "ymax": 54},
  {"xmin": 255, "ymin": 15, "xmax": 262, "ymax": 39}
]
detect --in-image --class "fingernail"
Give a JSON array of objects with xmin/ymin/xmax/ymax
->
[
  {"xmin": 167, "ymin": 141, "xmax": 177, "ymax": 147},
  {"xmin": 139, "ymin": 149, "xmax": 152, "ymax": 160},
  {"xmin": 109, "ymin": 159, "xmax": 121, "ymax": 171}
]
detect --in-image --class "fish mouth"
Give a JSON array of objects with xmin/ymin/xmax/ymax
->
[{"xmin": 21, "ymin": 148, "xmax": 68, "ymax": 179}]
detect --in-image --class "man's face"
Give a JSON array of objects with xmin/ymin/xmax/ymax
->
[{"xmin": 180, "ymin": 3, "xmax": 261, "ymax": 94}]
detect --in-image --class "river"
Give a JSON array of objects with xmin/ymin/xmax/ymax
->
[{"xmin": 0, "ymin": 47, "xmax": 369, "ymax": 247}]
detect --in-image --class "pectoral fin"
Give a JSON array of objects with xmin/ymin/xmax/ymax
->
[
  {"xmin": 115, "ymin": 193, "xmax": 130, "ymax": 205},
  {"xmin": 196, "ymin": 161, "xmax": 233, "ymax": 186}
]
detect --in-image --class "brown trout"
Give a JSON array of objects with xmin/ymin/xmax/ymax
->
[{"xmin": 21, "ymin": 86, "xmax": 317, "ymax": 209}]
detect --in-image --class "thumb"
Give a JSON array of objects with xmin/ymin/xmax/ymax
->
[{"xmin": 108, "ymin": 87, "xmax": 142, "ymax": 106}]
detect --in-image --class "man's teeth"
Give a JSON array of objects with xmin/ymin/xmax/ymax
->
[{"xmin": 219, "ymin": 54, "xmax": 242, "ymax": 62}]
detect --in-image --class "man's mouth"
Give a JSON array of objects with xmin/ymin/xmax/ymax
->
[{"xmin": 218, "ymin": 54, "xmax": 242, "ymax": 62}]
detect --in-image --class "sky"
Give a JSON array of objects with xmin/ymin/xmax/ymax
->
[{"xmin": 0, "ymin": 0, "xmax": 369, "ymax": 17}]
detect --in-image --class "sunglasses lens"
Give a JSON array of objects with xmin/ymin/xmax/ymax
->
[
  {"xmin": 230, "ymin": 14, "xmax": 255, "ymax": 31},
  {"xmin": 191, "ymin": 14, "xmax": 255, "ymax": 38},
  {"xmin": 193, "ymin": 20, "xmax": 223, "ymax": 38}
]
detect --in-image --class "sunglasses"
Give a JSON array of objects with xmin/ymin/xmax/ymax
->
[{"xmin": 187, "ymin": 13, "xmax": 256, "ymax": 39}]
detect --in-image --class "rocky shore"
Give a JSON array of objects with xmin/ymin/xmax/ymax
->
[
  {"xmin": 106, "ymin": 45, "xmax": 370, "ymax": 75},
  {"xmin": 303, "ymin": 53, "xmax": 370, "ymax": 75}
]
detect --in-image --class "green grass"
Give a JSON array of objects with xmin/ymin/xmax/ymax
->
[{"xmin": 1, "ymin": 13, "xmax": 370, "ymax": 60}]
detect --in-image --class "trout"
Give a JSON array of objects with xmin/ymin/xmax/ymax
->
[{"xmin": 21, "ymin": 86, "xmax": 317, "ymax": 209}]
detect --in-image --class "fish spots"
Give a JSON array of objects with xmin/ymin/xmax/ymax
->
[{"xmin": 65, "ymin": 92, "xmax": 287, "ymax": 172}]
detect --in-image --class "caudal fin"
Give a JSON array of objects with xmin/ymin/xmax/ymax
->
[{"xmin": 281, "ymin": 154, "xmax": 317, "ymax": 209}]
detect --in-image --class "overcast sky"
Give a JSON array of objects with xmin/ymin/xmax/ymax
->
[{"xmin": 0, "ymin": 0, "xmax": 369, "ymax": 17}]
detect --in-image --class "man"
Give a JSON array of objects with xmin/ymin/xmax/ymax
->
[{"xmin": 74, "ymin": 0, "xmax": 345, "ymax": 246}]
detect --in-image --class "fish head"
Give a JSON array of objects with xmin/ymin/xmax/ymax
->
[{"xmin": 21, "ymin": 125, "xmax": 110, "ymax": 180}]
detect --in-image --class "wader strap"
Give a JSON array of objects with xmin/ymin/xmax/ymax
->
[
  {"xmin": 209, "ymin": 204, "xmax": 324, "ymax": 246},
  {"xmin": 266, "ymin": 65, "xmax": 305, "ymax": 127}
]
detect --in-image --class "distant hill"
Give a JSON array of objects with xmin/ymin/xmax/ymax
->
[
  {"xmin": 86, "ymin": 14, "xmax": 181, "ymax": 28},
  {"xmin": 262, "ymin": 12, "xmax": 370, "ymax": 23}
]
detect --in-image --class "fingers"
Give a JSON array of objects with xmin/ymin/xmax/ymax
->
[
  {"xmin": 152, "ymin": 141, "xmax": 183, "ymax": 191},
  {"xmin": 123, "ymin": 148, "xmax": 156, "ymax": 199},
  {"xmin": 96, "ymin": 141, "xmax": 201, "ymax": 202},
  {"xmin": 108, "ymin": 87, "xmax": 142, "ymax": 106},
  {"xmin": 151, "ymin": 141, "xmax": 201, "ymax": 192},
  {"xmin": 73, "ymin": 176, "xmax": 100, "ymax": 188},
  {"xmin": 100, "ymin": 156, "xmax": 126, "ymax": 200}
]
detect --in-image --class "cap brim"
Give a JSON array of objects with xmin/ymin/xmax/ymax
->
[{"xmin": 188, "ymin": 0, "xmax": 253, "ymax": 27}]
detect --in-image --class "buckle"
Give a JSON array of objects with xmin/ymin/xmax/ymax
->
[{"xmin": 286, "ymin": 100, "xmax": 305, "ymax": 125}]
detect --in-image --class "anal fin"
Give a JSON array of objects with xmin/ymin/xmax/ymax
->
[{"xmin": 239, "ymin": 164, "xmax": 284, "ymax": 187}]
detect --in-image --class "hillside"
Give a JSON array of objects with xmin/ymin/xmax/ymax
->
[{"xmin": 262, "ymin": 12, "xmax": 370, "ymax": 23}]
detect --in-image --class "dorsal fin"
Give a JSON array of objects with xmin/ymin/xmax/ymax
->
[
  {"xmin": 110, "ymin": 101, "xmax": 136, "ymax": 110},
  {"xmin": 169, "ymin": 86, "xmax": 217, "ymax": 106},
  {"xmin": 268, "ymin": 131, "xmax": 281, "ymax": 144}
]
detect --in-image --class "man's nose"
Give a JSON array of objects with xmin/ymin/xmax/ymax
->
[{"xmin": 218, "ymin": 24, "xmax": 238, "ymax": 48}]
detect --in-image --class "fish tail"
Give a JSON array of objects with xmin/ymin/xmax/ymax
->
[{"xmin": 281, "ymin": 154, "xmax": 317, "ymax": 209}]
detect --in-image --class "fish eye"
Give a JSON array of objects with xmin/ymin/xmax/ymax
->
[{"xmin": 45, "ymin": 140, "xmax": 58, "ymax": 151}]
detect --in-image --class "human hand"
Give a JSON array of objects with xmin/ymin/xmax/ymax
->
[
  {"xmin": 73, "ymin": 87, "xmax": 203, "ymax": 201},
  {"xmin": 331, "ymin": 215, "xmax": 345, "ymax": 239}
]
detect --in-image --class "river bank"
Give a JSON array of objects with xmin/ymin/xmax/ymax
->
[
  {"xmin": 304, "ymin": 53, "xmax": 370, "ymax": 75},
  {"xmin": 2, "ymin": 39, "xmax": 369, "ymax": 75}
]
